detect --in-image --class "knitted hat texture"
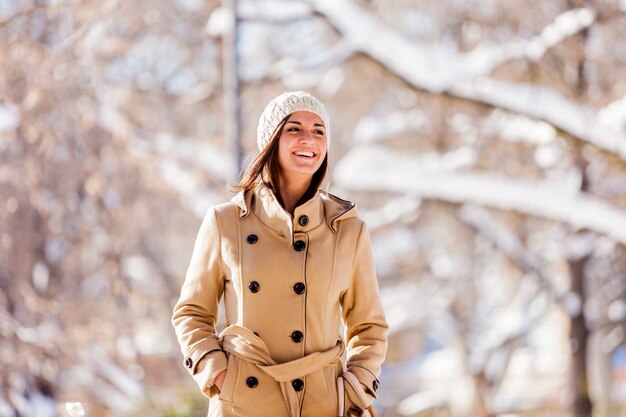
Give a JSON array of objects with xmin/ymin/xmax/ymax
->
[{"xmin": 256, "ymin": 91, "xmax": 330, "ymax": 152}]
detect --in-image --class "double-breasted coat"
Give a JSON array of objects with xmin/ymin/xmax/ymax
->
[{"xmin": 172, "ymin": 181, "xmax": 388, "ymax": 417}]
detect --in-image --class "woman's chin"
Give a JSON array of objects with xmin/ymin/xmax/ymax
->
[{"xmin": 281, "ymin": 166, "xmax": 321, "ymax": 181}]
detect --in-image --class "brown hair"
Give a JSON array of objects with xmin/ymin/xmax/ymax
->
[{"xmin": 236, "ymin": 116, "xmax": 328, "ymax": 209}]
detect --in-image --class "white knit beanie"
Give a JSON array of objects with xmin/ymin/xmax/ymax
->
[{"xmin": 257, "ymin": 91, "xmax": 330, "ymax": 152}]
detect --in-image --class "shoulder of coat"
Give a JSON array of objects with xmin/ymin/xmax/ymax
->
[
  {"xmin": 319, "ymin": 190, "xmax": 362, "ymax": 232},
  {"xmin": 213, "ymin": 199, "xmax": 242, "ymax": 219},
  {"xmin": 228, "ymin": 188, "xmax": 252, "ymax": 218}
]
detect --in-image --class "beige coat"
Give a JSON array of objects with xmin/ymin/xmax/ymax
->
[{"xmin": 172, "ymin": 182, "xmax": 388, "ymax": 417}]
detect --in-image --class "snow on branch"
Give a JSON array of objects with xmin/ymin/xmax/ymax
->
[
  {"xmin": 599, "ymin": 93, "xmax": 626, "ymax": 129},
  {"xmin": 125, "ymin": 134, "xmax": 230, "ymax": 217},
  {"xmin": 353, "ymin": 108, "xmax": 429, "ymax": 144},
  {"xmin": 526, "ymin": 8, "xmax": 595, "ymax": 61},
  {"xmin": 207, "ymin": 1, "xmax": 314, "ymax": 37},
  {"xmin": 310, "ymin": 0, "xmax": 454, "ymax": 92},
  {"xmin": 126, "ymin": 133, "xmax": 234, "ymax": 182},
  {"xmin": 238, "ymin": 0, "xmax": 314, "ymax": 22},
  {"xmin": 458, "ymin": 205, "xmax": 564, "ymax": 305},
  {"xmin": 359, "ymin": 194, "xmax": 422, "ymax": 232},
  {"xmin": 333, "ymin": 146, "xmax": 626, "ymax": 245},
  {"xmin": 451, "ymin": 78, "xmax": 626, "ymax": 162},
  {"xmin": 310, "ymin": 0, "xmax": 595, "ymax": 92},
  {"xmin": 269, "ymin": 40, "xmax": 355, "ymax": 77},
  {"xmin": 312, "ymin": 0, "xmax": 626, "ymax": 161}
]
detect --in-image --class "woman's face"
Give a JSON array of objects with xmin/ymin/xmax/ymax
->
[{"xmin": 277, "ymin": 111, "xmax": 327, "ymax": 183}]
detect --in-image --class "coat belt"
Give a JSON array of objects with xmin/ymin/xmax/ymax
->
[{"xmin": 219, "ymin": 325, "xmax": 371, "ymax": 417}]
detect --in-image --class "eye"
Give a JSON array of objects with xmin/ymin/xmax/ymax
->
[
  {"xmin": 314, "ymin": 129, "xmax": 325, "ymax": 135},
  {"xmin": 287, "ymin": 127, "xmax": 300, "ymax": 132}
]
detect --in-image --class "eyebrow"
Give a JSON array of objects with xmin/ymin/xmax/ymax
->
[{"xmin": 285, "ymin": 121, "xmax": 326, "ymax": 128}]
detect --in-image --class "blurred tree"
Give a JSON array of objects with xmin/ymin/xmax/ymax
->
[{"xmin": 2, "ymin": 0, "xmax": 626, "ymax": 416}]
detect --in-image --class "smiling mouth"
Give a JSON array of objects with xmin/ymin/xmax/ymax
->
[{"xmin": 293, "ymin": 151, "xmax": 316, "ymax": 158}]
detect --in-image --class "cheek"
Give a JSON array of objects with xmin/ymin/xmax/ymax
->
[
  {"xmin": 318, "ymin": 150, "xmax": 327, "ymax": 165},
  {"xmin": 319, "ymin": 142, "xmax": 328, "ymax": 160},
  {"xmin": 277, "ymin": 139, "xmax": 292, "ymax": 168}
]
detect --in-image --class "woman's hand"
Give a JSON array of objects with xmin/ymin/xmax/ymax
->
[
  {"xmin": 344, "ymin": 392, "xmax": 363, "ymax": 416},
  {"xmin": 214, "ymin": 369, "xmax": 227, "ymax": 392}
]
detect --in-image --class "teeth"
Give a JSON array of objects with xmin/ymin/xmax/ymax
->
[{"xmin": 294, "ymin": 151, "xmax": 314, "ymax": 157}]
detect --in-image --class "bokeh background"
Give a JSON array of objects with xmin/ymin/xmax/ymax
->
[{"xmin": 2, "ymin": 0, "xmax": 626, "ymax": 416}]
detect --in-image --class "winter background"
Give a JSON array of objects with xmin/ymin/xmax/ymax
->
[{"xmin": 1, "ymin": 0, "xmax": 626, "ymax": 416}]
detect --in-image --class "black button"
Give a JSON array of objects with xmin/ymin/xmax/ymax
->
[
  {"xmin": 184, "ymin": 357, "xmax": 193, "ymax": 369},
  {"xmin": 292, "ymin": 378, "xmax": 304, "ymax": 391},
  {"xmin": 291, "ymin": 330, "xmax": 303, "ymax": 343},
  {"xmin": 373, "ymin": 379, "xmax": 379, "ymax": 392},
  {"xmin": 293, "ymin": 240, "xmax": 306, "ymax": 252},
  {"xmin": 246, "ymin": 376, "xmax": 258, "ymax": 388},
  {"xmin": 298, "ymin": 215, "xmax": 309, "ymax": 226},
  {"xmin": 248, "ymin": 281, "xmax": 260, "ymax": 293},
  {"xmin": 293, "ymin": 282, "xmax": 306, "ymax": 294},
  {"xmin": 247, "ymin": 234, "xmax": 258, "ymax": 244}
]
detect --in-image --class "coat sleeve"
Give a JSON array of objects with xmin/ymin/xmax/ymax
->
[
  {"xmin": 341, "ymin": 221, "xmax": 389, "ymax": 408},
  {"xmin": 171, "ymin": 206, "xmax": 228, "ymax": 398}
]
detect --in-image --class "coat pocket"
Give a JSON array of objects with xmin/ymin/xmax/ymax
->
[
  {"xmin": 300, "ymin": 360, "xmax": 342, "ymax": 416},
  {"xmin": 323, "ymin": 361, "xmax": 342, "ymax": 415},
  {"xmin": 218, "ymin": 354, "xmax": 239, "ymax": 403}
]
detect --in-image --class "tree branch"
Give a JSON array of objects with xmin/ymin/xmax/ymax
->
[
  {"xmin": 451, "ymin": 78, "xmax": 626, "ymax": 162},
  {"xmin": 238, "ymin": 0, "xmax": 314, "ymax": 23},
  {"xmin": 311, "ymin": 0, "xmax": 626, "ymax": 163},
  {"xmin": 310, "ymin": 0, "xmax": 595, "ymax": 91},
  {"xmin": 458, "ymin": 205, "xmax": 561, "ymax": 300},
  {"xmin": 334, "ymin": 146, "xmax": 626, "ymax": 244}
]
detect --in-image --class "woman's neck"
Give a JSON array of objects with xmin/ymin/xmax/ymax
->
[{"xmin": 278, "ymin": 175, "xmax": 311, "ymax": 216}]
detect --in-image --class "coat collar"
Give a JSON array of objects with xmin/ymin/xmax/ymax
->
[{"xmin": 231, "ymin": 182, "xmax": 357, "ymax": 244}]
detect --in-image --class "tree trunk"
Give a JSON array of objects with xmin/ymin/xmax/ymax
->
[
  {"xmin": 474, "ymin": 372, "xmax": 492, "ymax": 417},
  {"xmin": 568, "ymin": 151, "xmax": 592, "ymax": 417},
  {"xmin": 568, "ymin": 254, "xmax": 593, "ymax": 417}
]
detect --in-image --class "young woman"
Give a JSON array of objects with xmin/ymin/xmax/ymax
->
[{"xmin": 172, "ymin": 91, "xmax": 388, "ymax": 417}]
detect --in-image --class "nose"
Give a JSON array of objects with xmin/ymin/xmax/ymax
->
[{"xmin": 298, "ymin": 129, "xmax": 313, "ymax": 143}]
